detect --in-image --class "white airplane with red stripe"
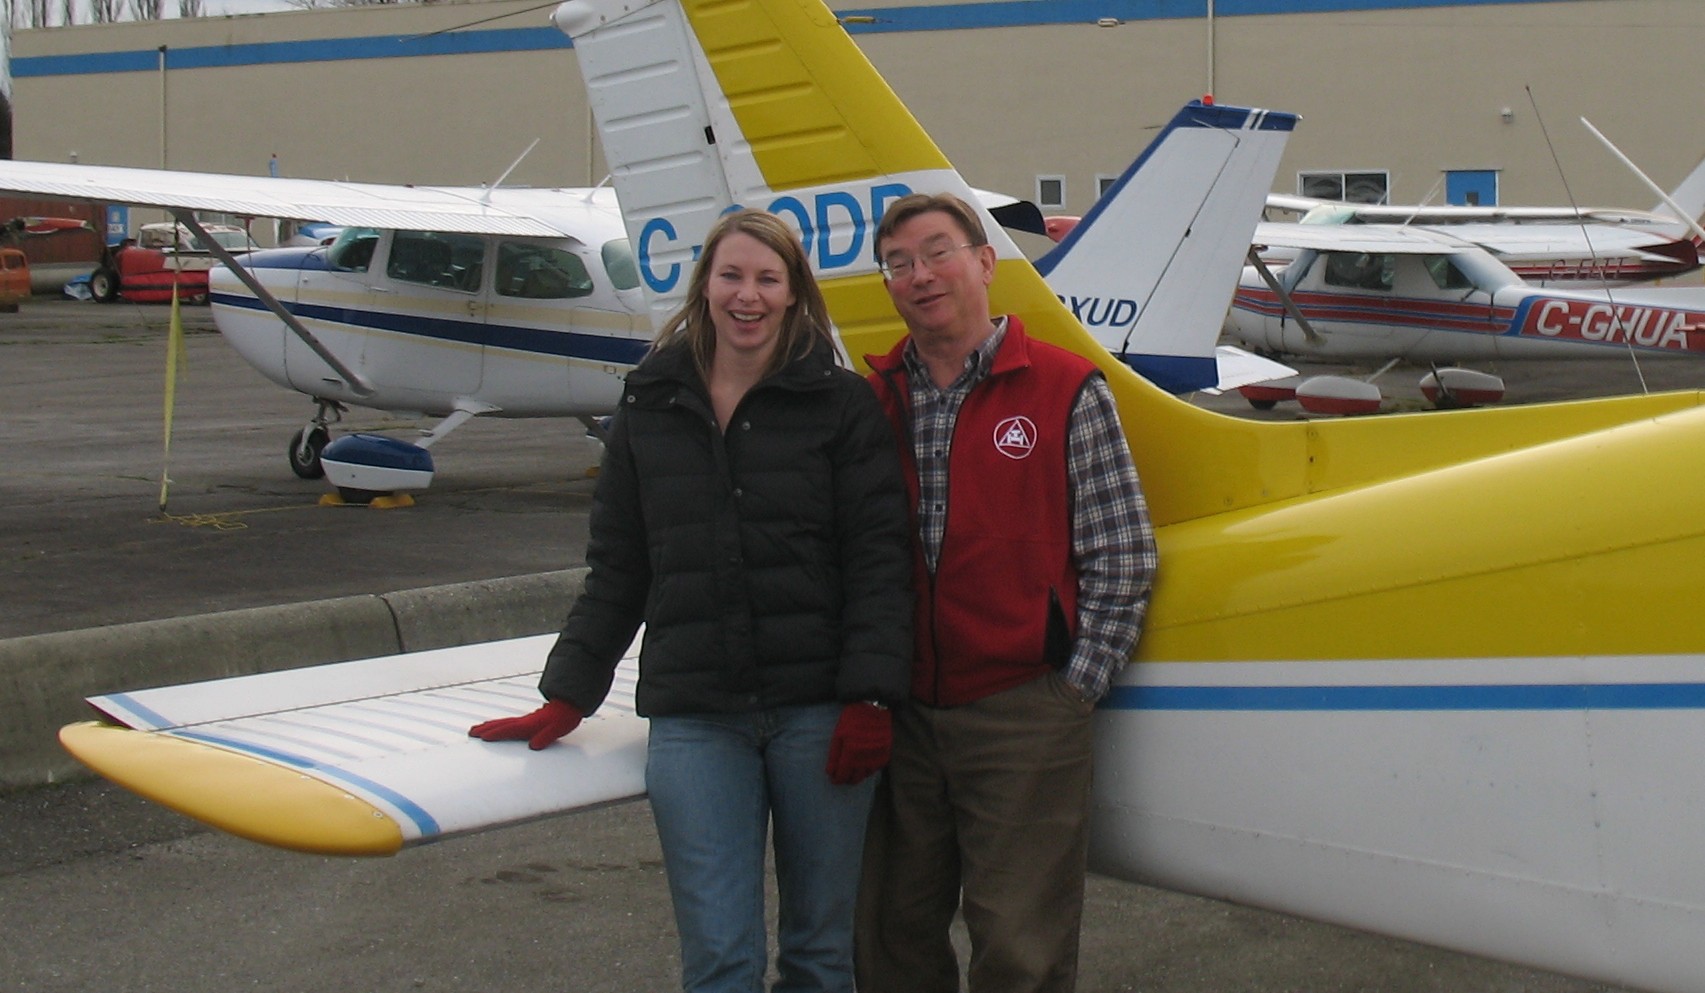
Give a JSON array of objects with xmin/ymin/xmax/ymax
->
[{"xmin": 1223, "ymin": 224, "xmax": 1705, "ymax": 412}]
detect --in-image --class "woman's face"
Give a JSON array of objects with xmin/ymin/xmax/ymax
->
[{"xmin": 705, "ymin": 231, "xmax": 795, "ymax": 367}]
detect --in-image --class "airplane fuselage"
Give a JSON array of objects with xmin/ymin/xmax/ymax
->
[
  {"xmin": 209, "ymin": 191, "xmax": 651, "ymax": 422},
  {"xmin": 1226, "ymin": 248, "xmax": 1705, "ymax": 364}
]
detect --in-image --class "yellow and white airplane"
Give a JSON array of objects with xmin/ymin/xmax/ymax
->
[{"xmin": 56, "ymin": 0, "xmax": 1705, "ymax": 990}]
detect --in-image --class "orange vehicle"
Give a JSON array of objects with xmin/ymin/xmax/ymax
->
[
  {"xmin": 0, "ymin": 247, "xmax": 29, "ymax": 312},
  {"xmin": 88, "ymin": 222, "xmax": 253, "ymax": 304}
]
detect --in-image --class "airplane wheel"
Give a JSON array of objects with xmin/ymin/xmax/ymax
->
[
  {"xmin": 88, "ymin": 267, "xmax": 120, "ymax": 303},
  {"xmin": 336, "ymin": 486, "xmax": 381, "ymax": 505},
  {"xmin": 1247, "ymin": 399, "xmax": 1277, "ymax": 411},
  {"xmin": 288, "ymin": 426, "xmax": 330, "ymax": 479}
]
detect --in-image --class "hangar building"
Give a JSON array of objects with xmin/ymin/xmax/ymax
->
[{"xmin": 9, "ymin": 0, "xmax": 1702, "ymax": 235}]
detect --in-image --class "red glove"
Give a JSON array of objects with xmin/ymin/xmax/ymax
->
[
  {"xmin": 825, "ymin": 702, "xmax": 892, "ymax": 785},
  {"xmin": 468, "ymin": 699, "xmax": 584, "ymax": 750}
]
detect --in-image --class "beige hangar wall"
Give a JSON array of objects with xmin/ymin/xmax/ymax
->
[{"xmin": 10, "ymin": 0, "xmax": 1702, "ymax": 221}]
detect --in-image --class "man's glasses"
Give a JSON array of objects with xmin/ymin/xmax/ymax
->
[{"xmin": 878, "ymin": 241, "xmax": 977, "ymax": 280}]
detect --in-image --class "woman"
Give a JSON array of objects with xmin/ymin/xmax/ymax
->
[{"xmin": 470, "ymin": 208, "xmax": 911, "ymax": 993}]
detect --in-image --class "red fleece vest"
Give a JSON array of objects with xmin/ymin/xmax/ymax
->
[{"xmin": 868, "ymin": 318, "xmax": 1098, "ymax": 706}]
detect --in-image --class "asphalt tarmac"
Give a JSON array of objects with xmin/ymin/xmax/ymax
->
[{"xmin": 0, "ymin": 297, "xmax": 1661, "ymax": 992}]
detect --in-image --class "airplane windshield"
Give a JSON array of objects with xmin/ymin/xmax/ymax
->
[
  {"xmin": 327, "ymin": 227, "xmax": 380, "ymax": 272},
  {"xmin": 1424, "ymin": 256, "xmax": 1473, "ymax": 291},
  {"xmin": 1300, "ymin": 205, "xmax": 1359, "ymax": 226},
  {"xmin": 602, "ymin": 238, "xmax": 640, "ymax": 291}
]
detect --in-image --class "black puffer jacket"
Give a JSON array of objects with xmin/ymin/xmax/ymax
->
[{"xmin": 539, "ymin": 335, "xmax": 912, "ymax": 717}]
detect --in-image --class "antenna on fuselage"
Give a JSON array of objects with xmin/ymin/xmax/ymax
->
[
  {"xmin": 577, "ymin": 176, "xmax": 616, "ymax": 205},
  {"xmin": 480, "ymin": 139, "xmax": 542, "ymax": 204}
]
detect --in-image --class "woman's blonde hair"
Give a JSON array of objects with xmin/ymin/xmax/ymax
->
[{"xmin": 650, "ymin": 208, "xmax": 836, "ymax": 380}]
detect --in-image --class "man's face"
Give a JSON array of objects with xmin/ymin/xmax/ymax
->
[{"xmin": 877, "ymin": 210, "xmax": 996, "ymax": 342}]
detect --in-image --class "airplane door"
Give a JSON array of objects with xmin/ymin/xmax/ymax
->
[
  {"xmin": 365, "ymin": 230, "xmax": 490, "ymax": 399},
  {"xmin": 285, "ymin": 227, "xmax": 383, "ymax": 398}
]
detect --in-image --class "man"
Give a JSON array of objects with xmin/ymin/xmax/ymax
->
[{"xmin": 856, "ymin": 193, "xmax": 1157, "ymax": 993}]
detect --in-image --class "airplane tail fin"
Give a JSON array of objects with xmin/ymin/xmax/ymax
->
[
  {"xmin": 555, "ymin": 0, "xmax": 1705, "ymax": 528},
  {"xmin": 1035, "ymin": 101, "xmax": 1297, "ymax": 393},
  {"xmin": 1658, "ymin": 149, "xmax": 1705, "ymax": 230}
]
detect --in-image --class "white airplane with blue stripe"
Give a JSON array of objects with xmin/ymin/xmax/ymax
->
[{"xmin": 0, "ymin": 160, "xmax": 654, "ymax": 501}]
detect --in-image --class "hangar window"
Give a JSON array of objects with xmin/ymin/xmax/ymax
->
[
  {"xmin": 1299, "ymin": 170, "xmax": 1389, "ymax": 205},
  {"xmin": 496, "ymin": 242, "xmax": 595, "ymax": 299},
  {"xmin": 1036, "ymin": 175, "xmax": 1066, "ymax": 210},
  {"xmin": 1095, "ymin": 174, "xmax": 1119, "ymax": 200},
  {"xmin": 387, "ymin": 231, "xmax": 486, "ymax": 292}
]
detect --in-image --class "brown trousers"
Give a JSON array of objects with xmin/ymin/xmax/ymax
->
[{"xmin": 855, "ymin": 672, "xmax": 1096, "ymax": 993}]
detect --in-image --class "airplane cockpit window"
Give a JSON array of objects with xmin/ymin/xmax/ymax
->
[
  {"xmin": 602, "ymin": 238, "xmax": 641, "ymax": 291},
  {"xmin": 1299, "ymin": 205, "xmax": 1358, "ymax": 226},
  {"xmin": 1424, "ymin": 256, "xmax": 1472, "ymax": 291},
  {"xmin": 387, "ymin": 231, "xmax": 486, "ymax": 292},
  {"xmin": 495, "ymin": 242, "xmax": 595, "ymax": 300},
  {"xmin": 327, "ymin": 227, "xmax": 380, "ymax": 272},
  {"xmin": 1323, "ymin": 251, "xmax": 1394, "ymax": 291}
]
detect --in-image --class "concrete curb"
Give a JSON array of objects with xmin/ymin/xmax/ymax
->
[{"xmin": 0, "ymin": 567, "xmax": 588, "ymax": 791}]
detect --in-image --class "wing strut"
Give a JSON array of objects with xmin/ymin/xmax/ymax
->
[
  {"xmin": 1246, "ymin": 247, "xmax": 1321, "ymax": 343},
  {"xmin": 171, "ymin": 211, "xmax": 376, "ymax": 397}
]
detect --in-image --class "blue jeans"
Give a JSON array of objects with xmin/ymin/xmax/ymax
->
[{"xmin": 647, "ymin": 703, "xmax": 876, "ymax": 993}]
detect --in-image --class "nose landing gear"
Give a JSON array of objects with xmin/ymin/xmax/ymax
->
[{"xmin": 288, "ymin": 399, "xmax": 346, "ymax": 479}]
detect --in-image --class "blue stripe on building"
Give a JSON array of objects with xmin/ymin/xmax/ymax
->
[{"xmin": 11, "ymin": 0, "xmax": 1589, "ymax": 76}]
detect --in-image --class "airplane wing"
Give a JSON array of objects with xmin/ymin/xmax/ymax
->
[
  {"xmin": 1257, "ymin": 218, "xmax": 1690, "ymax": 266},
  {"xmin": 1202, "ymin": 345, "xmax": 1297, "ymax": 395},
  {"xmin": 1287, "ymin": 200, "xmax": 1669, "ymax": 226},
  {"xmin": 1265, "ymin": 192, "xmax": 1327, "ymax": 216},
  {"xmin": 1252, "ymin": 221, "xmax": 1470, "ymax": 255},
  {"xmin": 0, "ymin": 160, "xmax": 577, "ymax": 238},
  {"xmin": 1440, "ymin": 221, "xmax": 1691, "ymax": 263},
  {"xmin": 58, "ymin": 633, "xmax": 647, "ymax": 855}
]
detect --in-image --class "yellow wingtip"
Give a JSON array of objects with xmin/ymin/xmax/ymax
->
[{"xmin": 59, "ymin": 722, "xmax": 405, "ymax": 857}]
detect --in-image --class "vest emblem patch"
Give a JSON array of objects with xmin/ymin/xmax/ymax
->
[{"xmin": 993, "ymin": 416, "xmax": 1037, "ymax": 460}]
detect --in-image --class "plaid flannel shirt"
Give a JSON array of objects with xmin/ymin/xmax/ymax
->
[{"xmin": 901, "ymin": 319, "xmax": 1157, "ymax": 701}]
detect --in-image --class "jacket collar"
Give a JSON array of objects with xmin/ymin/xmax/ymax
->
[{"xmin": 627, "ymin": 333, "xmax": 842, "ymax": 400}]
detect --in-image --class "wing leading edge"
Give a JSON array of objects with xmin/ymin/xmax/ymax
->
[
  {"xmin": 0, "ymin": 159, "xmax": 589, "ymax": 238},
  {"xmin": 61, "ymin": 634, "xmax": 647, "ymax": 856}
]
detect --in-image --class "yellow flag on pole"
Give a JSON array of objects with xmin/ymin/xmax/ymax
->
[{"xmin": 159, "ymin": 281, "xmax": 186, "ymax": 511}]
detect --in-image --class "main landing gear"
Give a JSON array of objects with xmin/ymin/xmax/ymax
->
[{"xmin": 311, "ymin": 399, "xmax": 499, "ymax": 507}]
